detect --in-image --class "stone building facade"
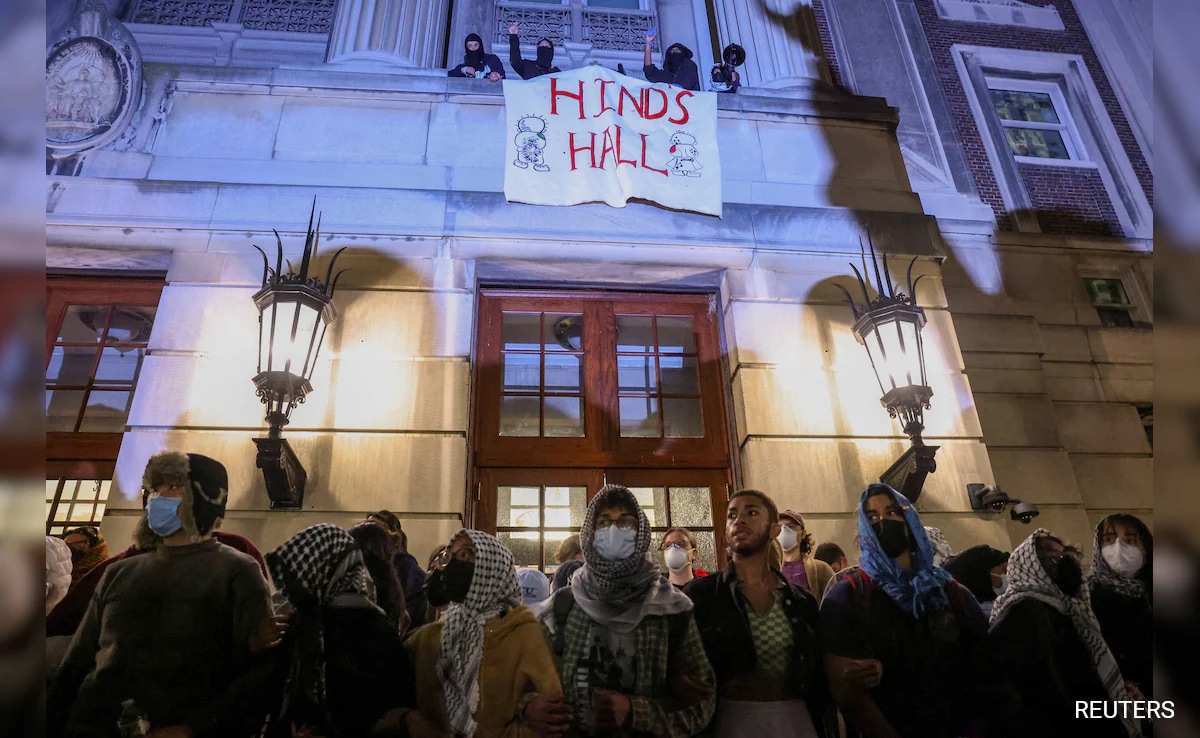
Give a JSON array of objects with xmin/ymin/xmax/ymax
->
[{"xmin": 46, "ymin": 0, "xmax": 1151, "ymax": 567}]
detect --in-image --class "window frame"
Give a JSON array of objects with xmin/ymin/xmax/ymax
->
[
  {"xmin": 1079, "ymin": 271, "xmax": 1151, "ymax": 329},
  {"xmin": 985, "ymin": 76, "xmax": 1087, "ymax": 165}
]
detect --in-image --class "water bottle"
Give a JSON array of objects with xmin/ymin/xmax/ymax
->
[{"xmin": 117, "ymin": 699, "xmax": 150, "ymax": 738}]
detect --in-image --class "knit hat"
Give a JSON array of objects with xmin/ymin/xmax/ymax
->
[
  {"xmin": 780, "ymin": 510, "xmax": 805, "ymax": 528},
  {"xmin": 517, "ymin": 567, "xmax": 550, "ymax": 606},
  {"xmin": 134, "ymin": 451, "xmax": 229, "ymax": 548}
]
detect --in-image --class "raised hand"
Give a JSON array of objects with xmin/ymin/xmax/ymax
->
[{"xmin": 509, "ymin": 22, "xmax": 519, "ymax": 35}]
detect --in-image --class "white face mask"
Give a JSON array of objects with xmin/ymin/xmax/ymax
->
[
  {"xmin": 777, "ymin": 526, "xmax": 798, "ymax": 552},
  {"xmin": 593, "ymin": 527, "xmax": 637, "ymax": 561},
  {"xmin": 1102, "ymin": 540, "xmax": 1145, "ymax": 577},
  {"xmin": 663, "ymin": 546, "xmax": 690, "ymax": 572}
]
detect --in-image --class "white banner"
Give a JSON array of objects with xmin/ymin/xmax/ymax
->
[{"xmin": 503, "ymin": 65, "xmax": 722, "ymax": 217}]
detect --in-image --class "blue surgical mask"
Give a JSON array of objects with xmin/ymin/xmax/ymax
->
[
  {"xmin": 593, "ymin": 527, "xmax": 637, "ymax": 561},
  {"xmin": 993, "ymin": 573, "xmax": 1008, "ymax": 597},
  {"xmin": 147, "ymin": 494, "xmax": 184, "ymax": 537}
]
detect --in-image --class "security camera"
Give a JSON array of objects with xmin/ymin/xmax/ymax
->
[
  {"xmin": 1010, "ymin": 501, "xmax": 1040, "ymax": 523},
  {"xmin": 967, "ymin": 484, "xmax": 1010, "ymax": 512}
]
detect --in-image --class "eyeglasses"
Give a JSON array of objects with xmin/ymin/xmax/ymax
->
[
  {"xmin": 595, "ymin": 515, "xmax": 638, "ymax": 531},
  {"xmin": 432, "ymin": 545, "xmax": 476, "ymax": 569},
  {"xmin": 660, "ymin": 541, "xmax": 694, "ymax": 552}
]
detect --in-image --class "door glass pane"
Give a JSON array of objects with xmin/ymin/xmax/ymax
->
[
  {"xmin": 500, "ymin": 396, "xmax": 540, "ymax": 436},
  {"xmin": 545, "ymin": 485, "xmax": 589, "ymax": 526},
  {"xmin": 58, "ymin": 305, "xmax": 108, "ymax": 343},
  {"xmin": 656, "ymin": 316, "xmax": 695, "ymax": 353},
  {"xmin": 544, "ymin": 533, "xmax": 572, "ymax": 574},
  {"xmin": 105, "ymin": 306, "xmax": 157, "ymax": 344},
  {"xmin": 659, "ymin": 356, "xmax": 699, "ymax": 394},
  {"xmin": 503, "ymin": 353, "xmax": 540, "ymax": 391},
  {"xmin": 692, "ymin": 531, "xmax": 717, "ymax": 572},
  {"xmin": 546, "ymin": 314, "xmax": 584, "ymax": 352},
  {"xmin": 616, "ymin": 315, "xmax": 654, "ymax": 352},
  {"xmin": 46, "ymin": 388, "xmax": 85, "ymax": 431},
  {"xmin": 543, "ymin": 396, "xmax": 584, "ymax": 437},
  {"xmin": 78, "ymin": 391, "xmax": 132, "ymax": 432},
  {"xmin": 627, "ymin": 486, "xmax": 663, "ymax": 527},
  {"xmin": 94, "ymin": 347, "xmax": 145, "ymax": 386},
  {"xmin": 46, "ymin": 345, "xmax": 96, "ymax": 386},
  {"xmin": 669, "ymin": 486, "xmax": 713, "ymax": 527},
  {"xmin": 663, "ymin": 397, "xmax": 703, "ymax": 438},
  {"xmin": 619, "ymin": 396, "xmax": 659, "ymax": 437},
  {"xmin": 498, "ymin": 531, "xmax": 541, "ymax": 568},
  {"xmin": 618, "ymin": 355, "xmax": 656, "ymax": 391},
  {"xmin": 502, "ymin": 312, "xmax": 542, "ymax": 351},
  {"xmin": 498, "ymin": 486, "xmax": 541, "ymax": 528},
  {"xmin": 544, "ymin": 354, "xmax": 582, "ymax": 391}
]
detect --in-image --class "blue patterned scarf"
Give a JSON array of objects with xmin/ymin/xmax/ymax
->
[{"xmin": 857, "ymin": 484, "xmax": 955, "ymax": 619}]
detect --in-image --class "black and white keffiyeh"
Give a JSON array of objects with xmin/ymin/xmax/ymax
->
[
  {"xmin": 571, "ymin": 485, "xmax": 692, "ymax": 634},
  {"xmin": 267, "ymin": 524, "xmax": 378, "ymax": 734},
  {"xmin": 925, "ymin": 526, "xmax": 953, "ymax": 567},
  {"xmin": 990, "ymin": 528, "xmax": 1142, "ymax": 738},
  {"xmin": 438, "ymin": 529, "xmax": 522, "ymax": 737},
  {"xmin": 1087, "ymin": 516, "xmax": 1150, "ymax": 601}
]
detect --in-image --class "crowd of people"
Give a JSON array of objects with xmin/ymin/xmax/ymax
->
[{"xmin": 43, "ymin": 449, "xmax": 1154, "ymax": 738}]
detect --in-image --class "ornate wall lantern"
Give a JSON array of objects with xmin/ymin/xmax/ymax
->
[
  {"xmin": 251, "ymin": 204, "xmax": 346, "ymax": 509},
  {"xmin": 837, "ymin": 240, "xmax": 937, "ymax": 503}
]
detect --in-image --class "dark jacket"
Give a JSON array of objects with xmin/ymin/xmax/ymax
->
[
  {"xmin": 988, "ymin": 599, "xmax": 1129, "ymax": 738},
  {"xmin": 644, "ymin": 43, "xmax": 700, "ymax": 91},
  {"xmin": 394, "ymin": 550, "xmax": 431, "ymax": 630},
  {"xmin": 1091, "ymin": 582, "xmax": 1153, "ymax": 693},
  {"xmin": 509, "ymin": 34, "xmax": 560, "ymax": 79},
  {"xmin": 449, "ymin": 33, "xmax": 506, "ymax": 79},
  {"xmin": 684, "ymin": 565, "xmax": 827, "ymax": 733}
]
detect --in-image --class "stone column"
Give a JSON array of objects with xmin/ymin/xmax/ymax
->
[
  {"xmin": 711, "ymin": 0, "xmax": 827, "ymax": 88},
  {"xmin": 325, "ymin": 0, "xmax": 450, "ymax": 70}
]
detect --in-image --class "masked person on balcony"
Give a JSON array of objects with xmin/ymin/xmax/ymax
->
[
  {"xmin": 988, "ymin": 529, "xmax": 1144, "ymax": 738},
  {"xmin": 685, "ymin": 490, "xmax": 827, "ymax": 737},
  {"xmin": 450, "ymin": 33, "xmax": 506, "ymax": 81},
  {"xmin": 820, "ymin": 484, "xmax": 990, "ymax": 738},
  {"xmin": 642, "ymin": 32, "xmax": 700, "ymax": 91},
  {"xmin": 508, "ymin": 23, "xmax": 560, "ymax": 80},
  {"xmin": 49, "ymin": 451, "xmax": 280, "ymax": 738},
  {"xmin": 660, "ymin": 527, "xmax": 708, "ymax": 589},
  {"xmin": 777, "ymin": 510, "xmax": 835, "ymax": 601},
  {"xmin": 405, "ymin": 529, "xmax": 570, "ymax": 738},
  {"xmin": 540, "ymin": 484, "xmax": 716, "ymax": 737},
  {"xmin": 1087, "ymin": 514, "xmax": 1154, "ymax": 710}
]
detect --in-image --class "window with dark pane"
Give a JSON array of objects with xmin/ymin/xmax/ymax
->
[
  {"xmin": 500, "ymin": 312, "xmax": 585, "ymax": 438},
  {"xmin": 1083, "ymin": 278, "xmax": 1136, "ymax": 328},
  {"xmin": 616, "ymin": 314, "xmax": 702, "ymax": 438}
]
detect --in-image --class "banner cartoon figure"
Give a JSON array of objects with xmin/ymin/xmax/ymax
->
[{"xmin": 502, "ymin": 65, "xmax": 722, "ymax": 217}]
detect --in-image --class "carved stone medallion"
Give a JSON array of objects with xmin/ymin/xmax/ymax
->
[{"xmin": 46, "ymin": 6, "xmax": 142, "ymax": 157}]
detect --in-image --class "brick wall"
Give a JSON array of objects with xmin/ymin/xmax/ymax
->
[
  {"xmin": 1017, "ymin": 164, "xmax": 1122, "ymax": 236},
  {"xmin": 811, "ymin": 0, "xmax": 845, "ymax": 89},
  {"xmin": 811, "ymin": 0, "xmax": 1151, "ymax": 233}
]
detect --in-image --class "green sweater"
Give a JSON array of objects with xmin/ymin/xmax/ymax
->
[{"xmin": 51, "ymin": 539, "xmax": 272, "ymax": 737}]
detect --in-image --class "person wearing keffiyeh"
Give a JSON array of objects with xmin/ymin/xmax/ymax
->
[
  {"xmin": 1087, "ymin": 514, "xmax": 1153, "ymax": 706},
  {"xmin": 263, "ymin": 523, "xmax": 417, "ymax": 738},
  {"xmin": 404, "ymin": 529, "xmax": 567, "ymax": 738},
  {"xmin": 987, "ymin": 528, "xmax": 1143, "ymax": 738},
  {"xmin": 819, "ymin": 484, "xmax": 990, "ymax": 738},
  {"xmin": 539, "ymin": 484, "xmax": 715, "ymax": 737}
]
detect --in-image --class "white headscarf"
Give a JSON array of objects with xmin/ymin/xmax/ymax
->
[{"xmin": 45, "ymin": 536, "xmax": 73, "ymax": 613}]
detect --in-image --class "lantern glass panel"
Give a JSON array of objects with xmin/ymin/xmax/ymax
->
[
  {"xmin": 265, "ymin": 297, "xmax": 322, "ymax": 376},
  {"xmin": 899, "ymin": 319, "xmax": 924, "ymax": 387}
]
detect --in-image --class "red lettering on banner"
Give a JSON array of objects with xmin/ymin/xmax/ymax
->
[
  {"xmin": 595, "ymin": 80, "xmax": 618, "ymax": 117},
  {"xmin": 551, "ymin": 78, "xmax": 586, "ymax": 120},
  {"xmin": 569, "ymin": 131, "xmax": 597, "ymax": 170},
  {"xmin": 615, "ymin": 125, "xmax": 638, "ymax": 167},
  {"xmin": 640, "ymin": 133, "xmax": 668, "ymax": 177},
  {"xmin": 599, "ymin": 127, "xmax": 616, "ymax": 169},
  {"xmin": 669, "ymin": 90, "xmax": 694, "ymax": 125},
  {"xmin": 618, "ymin": 86, "xmax": 644, "ymax": 117},
  {"xmin": 642, "ymin": 88, "xmax": 669, "ymax": 120}
]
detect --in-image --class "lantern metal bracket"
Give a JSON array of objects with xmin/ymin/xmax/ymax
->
[
  {"xmin": 879, "ymin": 441, "xmax": 939, "ymax": 505},
  {"xmin": 253, "ymin": 434, "xmax": 307, "ymax": 509}
]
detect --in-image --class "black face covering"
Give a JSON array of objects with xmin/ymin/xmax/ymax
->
[
  {"xmin": 667, "ymin": 49, "xmax": 683, "ymax": 73},
  {"xmin": 70, "ymin": 548, "xmax": 84, "ymax": 564},
  {"xmin": 1045, "ymin": 554, "xmax": 1084, "ymax": 597},
  {"xmin": 426, "ymin": 558, "xmax": 474, "ymax": 607},
  {"xmin": 464, "ymin": 34, "xmax": 484, "ymax": 68},
  {"xmin": 872, "ymin": 519, "xmax": 911, "ymax": 558},
  {"xmin": 536, "ymin": 40, "xmax": 554, "ymax": 68}
]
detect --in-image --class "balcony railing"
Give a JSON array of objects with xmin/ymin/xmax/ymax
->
[
  {"xmin": 128, "ymin": 0, "xmax": 336, "ymax": 34},
  {"xmin": 496, "ymin": 1, "xmax": 655, "ymax": 52}
]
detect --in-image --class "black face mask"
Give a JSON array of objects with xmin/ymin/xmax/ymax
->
[
  {"xmin": 70, "ymin": 548, "xmax": 85, "ymax": 564},
  {"xmin": 872, "ymin": 519, "xmax": 911, "ymax": 558},
  {"xmin": 1045, "ymin": 555, "xmax": 1084, "ymax": 597},
  {"xmin": 425, "ymin": 559, "xmax": 474, "ymax": 607},
  {"xmin": 667, "ymin": 50, "xmax": 683, "ymax": 73},
  {"xmin": 536, "ymin": 44, "xmax": 553, "ymax": 67}
]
